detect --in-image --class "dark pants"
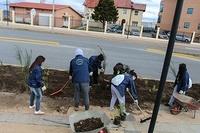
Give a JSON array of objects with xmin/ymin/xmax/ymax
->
[
  {"xmin": 73, "ymin": 83, "xmax": 90, "ymax": 110},
  {"xmin": 90, "ymin": 69, "xmax": 99, "ymax": 85}
]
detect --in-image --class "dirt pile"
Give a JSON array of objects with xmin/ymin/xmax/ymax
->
[
  {"xmin": 0, "ymin": 65, "xmax": 200, "ymax": 108},
  {"xmin": 74, "ymin": 117, "xmax": 104, "ymax": 132}
]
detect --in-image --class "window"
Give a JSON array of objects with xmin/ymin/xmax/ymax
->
[
  {"xmin": 198, "ymin": 24, "xmax": 200, "ymax": 30},
  {"xmin": 187, "ymin": 8, "xmax": 193, "ymax": 14},
  {"xmin": 160, "ymin": 4, "xmax": 164, "ymax": 12},
  {"xmin": 135, "ymin": 11, "xmax": 139, "ymax": 15},
  {"xmin": 123, "ymin": 9, "xmax": 127, "ymax": 14},
  {"xmin": 132, "ymin": 21, "xmax": 138, "ymax": 26},
  {"xmin": 184, "ymin": 22, "xmax": 190, "ymax": 29},
  {"xmin": 157, "ymin": 15, "xmax": 162, "ymax": 23}
]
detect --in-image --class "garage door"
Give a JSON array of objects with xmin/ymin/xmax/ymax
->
[{"xmin": 39, "ymin": 13, "xmax": 50, "ymax": 26}]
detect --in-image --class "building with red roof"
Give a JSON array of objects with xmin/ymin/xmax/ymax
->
[
  {"xmin": 9, "ymin": 2, "xmax": 83, "ymax": 28},
  {"xmin": 83, "ymin": 0, "xmax": 146, "ymax": 27}
]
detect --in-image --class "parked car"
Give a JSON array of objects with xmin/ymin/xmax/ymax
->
[
  {"xmin": 151, "ymin": 31, "xmax": 169, "ymax": 39},
  {"xmin": 143, "ymin": 27, "xmax": 155, "ymax": 33},
  {"xmin": 107, "ymin": 25, "xmax": 123, "ymax": 33},
  {"xmin": 167, "ymin": 33, "xmax": 191, "ymax": 43},
  {"xmin": 130, "ymin": 28, "xmax": 140, "ymax": 36}
]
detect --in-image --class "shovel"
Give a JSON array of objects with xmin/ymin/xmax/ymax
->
[{"xmin": 126, "ymin": 89, "xmax": 152, "ymax": 123}]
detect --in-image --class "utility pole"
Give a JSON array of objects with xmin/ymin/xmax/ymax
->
[
  {"xmin": 127, "ymin": 7, "xmax": 133, "ymax": 39},
  {"xmin": 52, "ymin": 0, "xmax": 55, "ymax": 28},
  {"xmin": 6, "ymin": 0, "xmax": 9, "ymax": 26},
  {"xmin": 148, "ymin": 0, "xmax": 184, "ymax": 132}
]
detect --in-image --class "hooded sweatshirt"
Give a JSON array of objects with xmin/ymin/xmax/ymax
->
[{"xmin": 69, "ymin": 48, "xmax": 90, "ymax": 83}]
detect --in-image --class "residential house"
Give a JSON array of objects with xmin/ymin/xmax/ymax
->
[
  {"xmin": 9, "ymin": 2, "xmax": 83, "ymax": 28},
  {"xmin": 83, "ymin": 0, "xmax": 146, "ymax": 27},
  {"xmin": 157, "ymin": 0, "xmax": 200, "ymax": 35}
]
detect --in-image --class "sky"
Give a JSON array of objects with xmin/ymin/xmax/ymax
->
[{"xmin": 0, "ymin": 0, "xmax": 161, "ymax": 22}]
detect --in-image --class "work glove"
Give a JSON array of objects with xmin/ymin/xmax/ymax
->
[
  {"xmin": 179, "ymin": 90, "xmax": 185, "ymax": 95},
  {"xmin": 100, "ymin": 68, "xmax": 104, "ymax": 73},
  {"xmin": 126, "ymin": 88, "xmax": 129, "ymax": 92},
  {"xmin": 134, "ymin": 100, "xmax": 138, "ymax": 105},
  {"xmin": 69, "ymin": 76, "xmax": 72, "ymax": 80},
  {"xmin": 89, "ymin": 72, "xmax": 93, "ymax": 76},
  {"xmin": 41, "ymin": 86, "xmax": 47, "ymax": 91}
]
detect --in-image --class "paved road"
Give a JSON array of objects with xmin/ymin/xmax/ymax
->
[{"xmin": 0, "ymin": 27, "xmax": 200, "ymax": 83}]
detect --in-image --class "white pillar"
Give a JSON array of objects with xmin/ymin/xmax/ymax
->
[
  {"xmin": 191, "ymin": 31, "xmax": 195, "ymax": 44},
  {"xmin": 156, "ymin": 27, "xmax": 160, "ymax": 39},
  {"xmin": 104, "ymin": 21, "xmax": 107, "ymax": 33},
  {"xmin": 68, "ymin": 16, "xmax": 71, "ymax": 30},
  {"xmin": 122, "ymin": 23, "xmax": 126, "ymax": 35},
  {"xmin": 0, "ymin": 9, "xmax": 3, "ymax": 21},
  {"xmin": 49, "ymin": 15, "xmax": 52, "ymax": 28},
  {"xmin": 30, "ymin": 14, "xmax": 33, "ymax": 26},
  {"xmin": 86, "ymin": 20, "xmax": 89, "ymax": 31},
  {"xmin": 140, "ymin": 25, "xmax": 143, "ymax": 37},
  {"xmin": 12, "ymin": 10, "xmax": 15, "ymax": 23}
]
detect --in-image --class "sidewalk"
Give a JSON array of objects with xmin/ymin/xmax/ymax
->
[{"xmin": 0, "ymin": 21, "xmax": 200, "ymax": 47}]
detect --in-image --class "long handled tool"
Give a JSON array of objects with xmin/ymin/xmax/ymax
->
[
  {"xmin": 50, "ymin": 79, "xmax": 70, "ymax": 96},
  {"xmin": 127, "ymin": 89, "xmax": 152, "ymax": 123}
]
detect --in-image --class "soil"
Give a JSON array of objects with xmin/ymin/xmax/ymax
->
[
  {"xmin": 0, "ymin": 65, "xmax": 200, "ymax": 110},
  {"xmin": 74, "ymin": 117, "xmax": 104, "ymax": 132}
]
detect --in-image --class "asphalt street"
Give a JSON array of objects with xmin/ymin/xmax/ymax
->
[{"xmin": 0, "ymin": 27, "xmax": 200, "ymax": 83}]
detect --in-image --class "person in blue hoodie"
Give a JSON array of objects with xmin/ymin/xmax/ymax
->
[
  {"xmin": 168, "ymin": 63, "xmax": 192, "ymax": 107},
  {"xmin": 110, "ymin": 63, "xmax": 138, "ymax": 115},
  {"xmin": 89, "ymin": 54, "xmax": 104, "ymax": 85},
  {"xmin": 28, "ymin": 56, "xmax": 45, "ymax": 115},
  {"xmin": 69, "ymin": 48, "xmax": 91, "ymax": 111}
]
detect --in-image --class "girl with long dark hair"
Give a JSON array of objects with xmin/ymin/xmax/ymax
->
[{"xmin": 28, "ymin": 56, "xmax": 45, "ymax": 115}]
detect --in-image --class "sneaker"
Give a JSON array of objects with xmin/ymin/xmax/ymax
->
[
  {"xmin": 34, "ymin": 110, "xmax": 45, "ymax": 115},
  {"xmin": 29, "ymin": 105, "xmax": 35, "ymax": 109}
]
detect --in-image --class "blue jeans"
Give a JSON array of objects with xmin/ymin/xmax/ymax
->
[
  {"xmin": 29, "ymin": 87, "xmax": 42, "ymax": 111},
  {"xmin": 73, "ymin": 83, "xmax": 90, "ymax": 110}
]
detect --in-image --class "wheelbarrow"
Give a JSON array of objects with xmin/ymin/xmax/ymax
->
[
  {"xmin": 170, "ymin": 93, "xmax": 200, "ymax": 118},
  {"xmin": 69, "ymin": 111, "xmax": 111, "ymax": 133}
]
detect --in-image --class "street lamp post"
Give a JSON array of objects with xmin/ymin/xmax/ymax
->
[
  {"xmin": 52, "ymin": 0, "xmax": 55, "ymax": 28},
  {"xmin": 148, "ymin": 0, "xmax": 184, "ymax": 133},
  {"xmin": 127, "ymin": 8, "xmax": 133, "ymax": 39},
  {"xmin": 6, "ymin": 0, "xmax": 9, "ymax": 26}
]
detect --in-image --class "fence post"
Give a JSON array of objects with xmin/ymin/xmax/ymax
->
[
  {"xmin": 191, "ymin": 31, "xmax": 195, "ymax": 44},
  {"xmin": 30, "ymin": 14, "xmax": 33, "ymax": 26},
  {"xmin": 68, "ymin": 16, "xmax": 71, "ymax": 30},
  {"xmin": 86, "ymin": 20, "xmax": 89, "ymax": 32},
  {"xmin": 0, "ymin": 9, "xmax": 3, "ymax": 22},
  {"xmin": 156, "ymin": 27, "xmax": 160, "ymax": 39},
  {"xmin": 140, "ymin": 25, "xmax": 143, "ymax": 37},
  {"xmin": 104, "ymin": 21, "xmax": 107, "ymax": 33},
  {"xmin": 122, "ymin": 23, "xmax": 126, "ymax": 35},
  {"xmin": 12, "ymin": 10, "xmax": 15, "ymax": 23},
  {"xmin": 49, "ymin": 14, "xmax": 52, "ymax": 28}
]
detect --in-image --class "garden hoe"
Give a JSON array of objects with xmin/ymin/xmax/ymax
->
[
  {"xmin": 50, "ymin": 79, "xmax": 71, "ymax": 96},
  {"xmin": 126, "ymin": 89, "xmax": 152, "ymax": 123}
]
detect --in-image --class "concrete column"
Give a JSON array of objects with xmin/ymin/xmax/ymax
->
[
  {"xmin": 140, "ymin": 25, "xmax": 143, "ymax": 37},
  {"xmin": 122, "ymin": 23, "xmax": 126, "ymax": 35},
  {"xmin": 12, "ymin": 10, "xmax": 15, "ymax": 23},
  {"xmin": 49, "ymin": 15, "xmax": 52, "ymax": 28},
  {"xmin": 68, "ymin": 16, "xmax": 71, "ymax": 30},
  {"xmin": 156, "ymin": 27, "xmax": 160, "ymax": 39},
  {"xmin": 104, "ymin": 21, "xmax": 107, "ymax": 33},
  {"xmin": 0, "ymin": 9, "xmax": 3, "ymax": 21},
  {"xmin": 30, "ymin": 14, "xmax": 33, "ymax": 26},
  {"xmin": 191, "ymin": 31, "xmax": 195, "ymax": 44},
  {"xmin": 86, "ymin": 20, "xmax": 89, "ymax": 31}
]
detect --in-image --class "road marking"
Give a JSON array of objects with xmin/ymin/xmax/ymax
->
[
  {"xmin": 145, "ymin": 48, "xmax": 200, "ymax": 62},
  {"xmin": 0, "ymin": 36, "xmax": 59, "ymax": 47}
]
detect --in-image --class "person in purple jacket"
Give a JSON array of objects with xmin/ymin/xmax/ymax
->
[
  {"xmin": 28, "ymin": 56, "xmax": 45, "ymax": 115},
  {"xmin": 110, "ymin": 63, "xmax": 138, "ymax": 115}
]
